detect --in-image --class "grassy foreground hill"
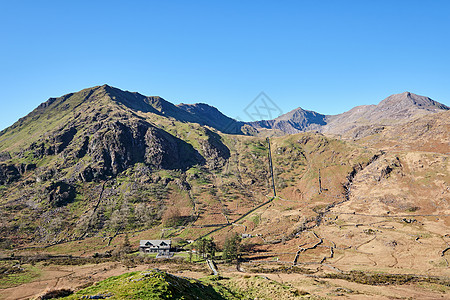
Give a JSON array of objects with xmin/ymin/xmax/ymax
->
[
  {"xmin": 62, "ymin": 269, "xmax": 229, "ymax": 300},
  {"xmin": 31, "ymin": 268, "xmax": 314, "ymax": 300}
]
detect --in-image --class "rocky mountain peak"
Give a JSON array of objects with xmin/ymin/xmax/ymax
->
[
  {"xmin": 377, "ymin": 92, "xmax": 449, "ymax": 111},
  {"xmin": 249, "ymin": 106, "xmax": 326, "ymax": 134}
]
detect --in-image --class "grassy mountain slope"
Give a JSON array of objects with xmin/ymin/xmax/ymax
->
[
  {"xmin": 0, "ymin": 85, "xmax": 231, "ymax": 246},
  {"xmin": 0, "ymin": 85, "xmax": 375, "ymax": 250}
]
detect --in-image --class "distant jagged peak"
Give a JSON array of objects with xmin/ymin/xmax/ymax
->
[
  {"xmin": 250, "ymin": 106, "xmax": 326, "ymax": 134},
  {"xmin": 275, "ymin": 106, "xmax": 324, "ymax": 122},
  {"xmin": 377, "ymin": 91, "xmax": 449, "ymax": 111},
  {"xmin": 274, "ymin": 107, "xmax": 305, "ymax": 121}
]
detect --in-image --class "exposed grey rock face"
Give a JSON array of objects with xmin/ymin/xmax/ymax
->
[
  {"xmin": 0, "ymin": 152, "xmax": 11, "ymax": 162},
  {"xmin": 198, "ymin": 128, "xmax": 231, "ymax": 170},
  {"xmin": 65, "ymin": 118, "xmax": 206, "ymax": 181},
  {"xmin": 0, "ymin": 164, "xmax": 21, "ymax": 185},
  {"xmin": 378, "ymin": 92, "xmax": 448, "ymax": 112},
  {"xmin": 0, "ymin": 163, "xmax": 36, "ymax": 185},
  {"xmin": 46, "ymin": 181, "xmax": 76, "ymax": 207}
]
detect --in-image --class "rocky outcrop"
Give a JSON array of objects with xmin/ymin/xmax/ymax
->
[
  {"xmin": 199, "ymin": 129, "xmax": 230, "ymax": 170},
  {"xmin": 349, "ymin": 125, "xmax": 385, "ymax": 139},
  {"xmin": 0, "ymin": 84, "xmax": 236, "ymax": 184},
  {"xmin": 144, "ymin": 125, "xmax": 203, "ymax": 171},
  {"xmin": 0, "ymin": 163, "xmax": 36, "ymax": 185},
  {"xmin": 0, "ymin": 152, "xmax": 11, "ymax": 162},
  {"xmin": 0, "ymin": 164, "xmax": 21, "ymax": 185},
  {"xmin": 47, "ymin": 181, "xmax": 76, "ymax": 207},
  {"xmin": 53, "ymin": 127, "xmax": 78, "ymax": 153},
  {"xmin": 74, "ymin": 119, "xmax": 204, "ymax": 181},
  {"xmin": 28, "ymin": 127, "xmax": 77, "ymax": 157}
]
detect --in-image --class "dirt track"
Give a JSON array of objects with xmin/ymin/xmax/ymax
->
[{"xmin": 2, "ymin": 260, "xmax": 448, "ymax": 300}]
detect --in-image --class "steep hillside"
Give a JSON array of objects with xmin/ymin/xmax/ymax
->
[
  {"xmin": 0, "ymin": 85, "xmax": 209, "ymax": 182},
  {"xmin": 0, "ymin": 86, "xmax": 446, "ymax": 250},
  {"xmin": 0, "ymin": 85, "xmax": 233, "ymax": 247}
]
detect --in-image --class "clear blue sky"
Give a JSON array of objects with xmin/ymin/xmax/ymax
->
[{"xmin": 1, "ymin": 0, "xmax": 449, "ymax": 130}]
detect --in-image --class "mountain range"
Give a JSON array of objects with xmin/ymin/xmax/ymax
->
[
  {"xmin": 1, "ymin": 84, "xmax": 447, "ymax": 188},
  {"xmin": 2, "ymin": 85, "xmax": 447, "ymax": 140},
  {"xmin": 89, "ymin": 86, "xmax": 449, "ymax": 137},
  {"xmin": 0, "ymin": 85, "xmax": 449, "ymax": 299},
  {"xmin": 237, "ymin": 91, "xmax": 448, "ymax": 137}
]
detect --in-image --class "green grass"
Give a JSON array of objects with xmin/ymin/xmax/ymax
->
[
  {"xmin": 250, "ymin": 143, "xmax": 267, "ymax": 156},
  {"xmin": 0, "ymin": 263, "xmax": 41, "ymax": 289},
  {"xmin": 62, "ymin": 269, "xmax": 308, "ymax": 300},
  {"xmin": 0, "ymin": 89, "xmax": 90, "ymax": 152},
  {"xmin": 324, "ymin": 270, "xmax": 450, "ymax": 286},
  {"xmin": 139, "ymin": 252, "xmax": 158, "ymax": 258},
  {"xmin": 417, "ymin": 281, "xmax": 450, "ymax": 293},
  {"xmin": 251, "ymin": 214, "xmax": 261, "ymax": 226},
  {"xmin": 63, "ymin": 269, "xmax": 229, "ymax": 300}
]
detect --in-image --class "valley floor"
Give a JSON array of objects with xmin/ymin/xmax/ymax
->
[{"xmin": 0, "ymin": 255, "xmax": 448, "ymax": 299}]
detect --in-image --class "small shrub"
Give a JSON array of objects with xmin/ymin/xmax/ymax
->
[
  {"xmin": 406, "ymin": 206, "xmax": 420, "ymax": 212},
  {"xmin": 162, "ymin": 207, "xmax": 182, "ymax": 227},
  {"xmin": 39, "ymin": 288, "xmax": 73, "ymax": 299}
]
